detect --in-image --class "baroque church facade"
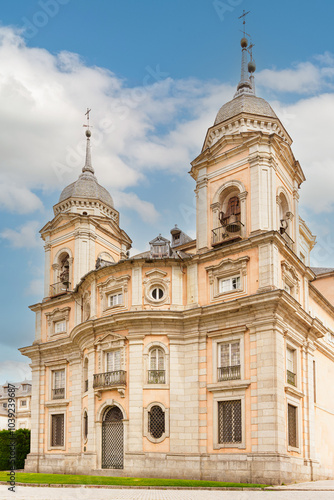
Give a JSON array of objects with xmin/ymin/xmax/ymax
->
[{"xmin": 21, "ymin": 37, "xmax": 334, "ymax": 485}]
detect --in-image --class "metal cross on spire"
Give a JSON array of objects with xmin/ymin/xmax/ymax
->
[
  {"xmin": 83, "ymin": 108, "xmax": 92, "ymax": 131},
  {"xmin": 239, "ymin": 9, "xmax": 250, "ymax": 38}
]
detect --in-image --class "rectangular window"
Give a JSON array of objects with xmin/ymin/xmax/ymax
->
[
  {"xmin": 219, "ymin": 276, "xmax": 240, "ymax": 293},
  {"xmin": 106, "ymin": 350, "xmax": 121, "ymax": 372},
  {"xmin": 54, "ymin": 320, "xmax": 66, "ymax": 333},
  {"xmin": 218, "ymin": 400, "xmax": 242, "ymax": 444},
  {"xmin": 20, "ymin": 400, "xmax": 27, "ymax": 407},
  {"xmin": 52, "ymin": 369, "xmax": 65, "ymax": 399},
  {"xmin": 108, "ymin": 293, "xmax": 123, "ymax": 307},
  {"xmin": 51, "ymin": 414, "xmax": 64, "ymax": 447},
  {"xmin": 288, "ymin": 404, "xmax": 297, "ymax": 448},
  {"xmin": 286, "ymin": 347, "xmax": 296, "ymax": 386},
  {"xmin": 218, "ymin": 342, "xmax": 240, "ymax": 381}
]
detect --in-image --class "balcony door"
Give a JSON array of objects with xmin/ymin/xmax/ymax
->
[{"xmin": 102, "ymin": 406, "xmax": 124, "ymax": 469}]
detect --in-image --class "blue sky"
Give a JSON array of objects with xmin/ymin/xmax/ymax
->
[{"xmin": 1, "ymin": 0, "xmax": 334, "ymax": 383}]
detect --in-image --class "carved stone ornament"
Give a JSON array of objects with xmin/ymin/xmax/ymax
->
[
  {"xmin": 205, "ymin": 256, "xmax": 249, "ymax": 301},
  {"xmin": 97, "ymin": 274, "xmax": 130, "ymax": 312},
  {"xmin": 143, "ymin": 269, "xmax": 170, "ymax": 306}
]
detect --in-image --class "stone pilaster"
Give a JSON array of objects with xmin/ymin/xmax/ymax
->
[
  {"xmin": 128, "ymin": 337, "xmax": 144, "ymax": 451},
  {"xmin": 68, "ymin": 357, "xmax": 82, "ymax": 453}
]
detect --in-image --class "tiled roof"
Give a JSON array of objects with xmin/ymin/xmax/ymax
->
[
  {"xmin": 59, "ymin": 171, "xmax": 114, "ymax": 207},
  {"xmin": 311, "ymin": 267, "xmax": 334, "ymax": 276},
  {"xmin": 214, "ymin": 94, "xmax": 278, "ymax": 126}
]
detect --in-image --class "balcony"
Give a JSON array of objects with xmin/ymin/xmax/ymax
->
[
  {"xmin": 212, "ymin": 216, "xmax": 243, "ymax": 246},
  {"xmin": 287, "ymin": 370, "xmax": 296, "ymax": 386},
  {"xmin": 218, "ymin": 365, "xmax": 241, "ymax": 382},
  {"xmin": 49, "ymin": 281, "xmax": 71, "ymax": 297},
  {"xmin": 148, "ymin": 370, "xmax": 165, "ymax": 384},
  {"xmin": 52, "ymin": 388, "xmax": 65, "ymax": 400},
  {"xmin": 280, "ymin": 228, "xmax": 294, "ymax": 250},
  {"xmin": 93, "ymin": 370, "xmax": 126, "ymax": 389}
]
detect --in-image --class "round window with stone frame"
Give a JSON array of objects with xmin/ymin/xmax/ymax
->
[{"xmin": 150, "ymin": 286, "xmax": 165, "ymax": 301}]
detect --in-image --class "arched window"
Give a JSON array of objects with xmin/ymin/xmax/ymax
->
[
  {"xmin": 277, "ymin": 191, "xmax": 293, "ymax": 244},
  {"xmin": 148, "ymin": 348, "xmax": 165, "ymax": 384},
  {"xmin": 212, "ymin": 181, "xmax": 247, "ymax": 246},
  {"xmin": 59, "ymin": 253, "xmax": 70, "ymax": 284}
]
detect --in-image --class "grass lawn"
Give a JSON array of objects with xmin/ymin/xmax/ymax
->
[{"xmin": 0, "ymin": 471, "xmax": 268, "ymax": 488}]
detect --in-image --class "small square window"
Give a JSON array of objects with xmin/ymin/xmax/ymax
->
[
  {"xmin": 219, "ymin": 276, "xmax": 240, "ymax": 293},
  {"xmin": 108, "ymin": 293, "xmax": 123, "ymax": 307},
  {"xmin": 20, "ymin": 400, "xmax": 27, "ymax": 407},
  {"xmin": 54, "ymin": 320, "xmax": 66, "ymax": 333}
]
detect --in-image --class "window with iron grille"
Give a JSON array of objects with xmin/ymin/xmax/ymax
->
[
  {"xmin": 51, "ymin": 414, "xmax": 64, "ymax": 447},
  {"xmin": 218, "ymin": 342, "xmax": 240, "ymax": 381},
  {"xmin": 288, "ymin": 404, "xmax": 297, "ymax": 448},
  {"xmin": 148, "ymin": 405, "xmax": 165, "ymax": 439},
  {"xmin": 83, "ymin": 411, "xmax": 88, "ymax": 440},
  {"xmin": 218, "ymin": 400, "xmax": 242, "ymax": 444}
]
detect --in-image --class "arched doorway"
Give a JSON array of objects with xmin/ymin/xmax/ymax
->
[{"xmin": 102, "ymin": 406, "xmax": 124, "ymax": 469}]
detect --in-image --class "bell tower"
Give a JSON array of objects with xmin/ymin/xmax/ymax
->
[
  {"xmin": 40, "ymin": 111, "xmax": 132, "ymax": 299},
  {"xmin": 191, "ymin": 22, "xmax": 304, "ymax": 255}
]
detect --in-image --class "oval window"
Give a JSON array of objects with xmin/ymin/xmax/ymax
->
[{"xmin": 151, "ymin": 287, "xmax": 164, "ymax": 300}]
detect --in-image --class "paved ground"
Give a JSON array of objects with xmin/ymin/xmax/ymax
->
[{"xmin": 1, "ymin": 482, "xmax": 334, "ymax": 500}]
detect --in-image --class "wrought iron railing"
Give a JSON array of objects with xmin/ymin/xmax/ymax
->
[
  {"xmin": 93, "ymin": 370, "xmax": 126, "ymax": 389},
  {"xmin": 148, "ymin": 370, "xmax": 165, "ymax": 384},
  {"xmin": 280, "ymin": 229, "xmax": 294, "ymax": 250},
  {"xmin": 84, "ymin": 379, "xmax": 88, "ymax": 392},
  {"xmin": 287, "ymin": 369, "xmax": 296, "ymax": 386},
  {"xmin": 218, "ymin": 365, "xmax": 241, "ymax": 381},
  {"xmin": 212, "ymin": 224, "xmax": 243, "ymax": 246},
  {"xmin": 49, "ymin": 281, "xmax": 71, "ymax": 297},
  {"xmin": 52, "ymin": 388, "xmax": 65, "ymax": 399}
]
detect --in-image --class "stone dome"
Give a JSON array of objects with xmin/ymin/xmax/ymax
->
[
  {"xmin": 214, "ymin": 94, "xmax": 278, "ymax": 126},
  {"xmin": 59, "ymin": 171, "xmax": 114, "ymax": 207}
]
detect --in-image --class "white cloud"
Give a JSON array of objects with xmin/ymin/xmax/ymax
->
[
  {"xmin": 0, "ymin": 360, "xmax": 31, "ymax": 385},
  {"xmin": 113, "ymin": 191, "xmax": 160, "ymax": 224},
  {"xmin": 1, "ymin": 220, "xmax": 41, "ymax": 248},
  {"xmin": 272, "ymin": 94, "xmax": 334, "ymax": 213},
  {"xmin": 257, "ymin": 54, "xmax": 334, "ymax": 94},
  {"xmin": 257, "ymin": 62, "xmax": 322, "ymax": 94},
  {"xmin": 0, "ymin": 180, "xmax": 43, "ymax": 213}
]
